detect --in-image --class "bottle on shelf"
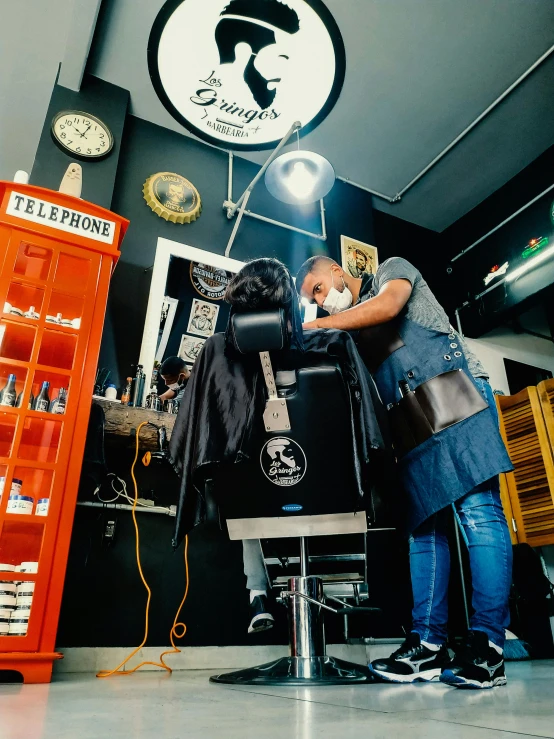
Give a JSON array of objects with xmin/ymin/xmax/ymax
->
[
  {"xmin": 145, "ymin": 385, "xmax": 161, "ymax": 411},
  {"xmin": 130, "ymin": 365, "xmax": 145, "ymax": 407},
  {"xmin": 16, "ymin": 389, "xmax": 34, "ymax": 409},
  {"xmin": 50, "ymin": 387, "xmax": 67, "ymax": 415},
  {"xmin": 34, "ymin": 381, "xmax": 51, "ymax": 412},
  {"xmin": 0, "ymin": 374, "xmax": 17, "ymax": 407},
  {"xmin": 24, "ymin": 306, "xmax": 39, "ymax": 320},
  {"xmin": 121, "ymin": 377, "xmax": 132, "ymax": 404},
  {"xmin": 104, "ymin": 383, "xmax": 117, "ymax": 400}
]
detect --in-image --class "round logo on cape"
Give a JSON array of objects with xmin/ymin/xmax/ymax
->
[
  {"xmin": 147, "ymin": 0, "xmax": 346, "ymax": 151},
  {"xmin": 550, "ymin": 199, "xmax": 554, "ymax": 226},
  {"xmin": 190, "ymin": 261, "xmax": 233, "ymax": 300},
  {"xmin": 143, "ymin": 172, "xmax": 201, "ymax": 224},
  {"xmin": 260, "ymin": 437, "xmax": 306, "ymax": 487}
]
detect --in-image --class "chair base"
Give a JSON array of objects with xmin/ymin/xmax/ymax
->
[{"xmin": 210, "ymin": 655, "xmax": 378, "ymax": 685}]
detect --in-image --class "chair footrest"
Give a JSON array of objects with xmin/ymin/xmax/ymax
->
[
  {"xmin": 336, "ymin": 606, "xmax": 381, "ymax": 616},
  {"xmin": 273, "ymin": 573, "xmax": 362, "ymax": 586}
]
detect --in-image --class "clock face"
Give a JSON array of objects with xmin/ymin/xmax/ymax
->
[{"xmin": 51, "ymin": 111, "xmax": 114, "ymax": 159}]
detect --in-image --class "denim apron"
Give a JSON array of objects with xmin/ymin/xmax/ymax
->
[{"xmin": 369, "ymin": 317, "xmax": 513, "ymax": 533}]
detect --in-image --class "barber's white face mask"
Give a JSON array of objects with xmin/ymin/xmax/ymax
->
[
  {"xmin": 322, "ymin": 271, "xmax": 353, "ymax": 315},
  {"xmin": 167, "ymin": 382, "xmax": 180, "ymax": 391}
]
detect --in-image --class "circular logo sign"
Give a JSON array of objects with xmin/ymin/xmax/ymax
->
[
  {"xmin": 260, "ymin": 437, "xmax": 307, "ymax": 487},
  {"xmin": 143, "ymin": 172, "xmax": 201, "ymax": 223},
  {"xmin": 550, "ymin": 199, "xmax": 554, "ymax": 226},
  {"xmin": 148, "ymin": 0, "xmax": 346, "ymax": 151},
  {"xmin": 190, "ymin": 261, "xmax": 233, "ymax": 300}
]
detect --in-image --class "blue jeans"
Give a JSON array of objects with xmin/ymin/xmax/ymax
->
[{"xmin": 409, "ymin": 378, "xmax": 513, "ymax": 648}]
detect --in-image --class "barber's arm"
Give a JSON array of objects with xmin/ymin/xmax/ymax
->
[{"xmin": 303, "ymin": 279, "xmax": 413, "ymax": 331}]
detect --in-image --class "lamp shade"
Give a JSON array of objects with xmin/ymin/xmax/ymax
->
[{"xmin": 265, "ymin": 151, "xmax": 335, "ymax": 205}]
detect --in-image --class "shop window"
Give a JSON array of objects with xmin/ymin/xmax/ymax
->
[
  {"xmin": 0, "ymin": 321, "xmax": 36, "ymax": 363},
  {"xmin": 18, "ymin": 417, "xmax": 62, "ymax": 464},
  {"xmin": 0, "ymin": 414, "xmax": 17, "ymax": 458},
  {"xmin": 46, "ymin": 292, "xmax": 83, "ymax": 330},
  {"xmin": 13, "ymin": 242, "xmax": 52, "ymax": 282},
  {"xmin": 4, "ymin": 282, "xmax": 45, "ymax": 322},
  {"xmin": 37, "ymin": 331, "xmax": 76, "ymax": 371},
  {"xmin": 54, "ymin": 253, "xmax": 91, "ymax": 295}
]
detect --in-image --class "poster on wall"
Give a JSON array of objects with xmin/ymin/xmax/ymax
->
[
  {"xmin": 147, "ymin": 0, "xmax": 346, "ymax": 151},
  {"xmin": 190, "ymin": 261, "xmax": 233, "ymax": 300},
  {"xmin": 178, "ymin": 334, "xmax": 206, "ymax": 364},
  {"xmin": 340, "ymin": 236, "xmax": 379, "ymax": 279},
  {"xmin": 187, "ymin": 299, "xmax": 219, "ymax": 337}
]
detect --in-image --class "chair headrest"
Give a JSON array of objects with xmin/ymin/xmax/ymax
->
[{"xmin": 230, "ymin": 309, "xmax": 288, "ymax": 354}]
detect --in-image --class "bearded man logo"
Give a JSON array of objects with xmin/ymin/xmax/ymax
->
[
  {"xmin": 215, "ymin": 0, "xmax": 300, "ymax": 109},
  {"xmin": 261, "ymin": 437, "xmax": 306, "ymax": 486}
]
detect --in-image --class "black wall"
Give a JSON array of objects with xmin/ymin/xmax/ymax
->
[
  {"xmin": 30, "ymin": 74, "xmax": 129, "ymax": 209},
  {"xmin": 435, "ymin": 144, "xmax": 554, "ymax": 337}
]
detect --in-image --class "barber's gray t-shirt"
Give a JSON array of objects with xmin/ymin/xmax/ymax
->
[{"xmin": 361, "ymin": 257, "xmax": 488, "ymax": 379}]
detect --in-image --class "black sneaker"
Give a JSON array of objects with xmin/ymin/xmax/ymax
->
[
  {"xmin": 248, "ymin": 595, "xmax": 275, "ymax": 634},
  {"xmin": 440, "ymin": 630, "xmax": 507, "ymax": 689},
  {"xmin": 369, "ymin": 632, "xmax": 449, "ymax": 683}
]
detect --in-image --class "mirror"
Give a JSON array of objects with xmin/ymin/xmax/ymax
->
[{"xmin": 138, "ymin": 238, "xmax": 245, "ymax": 405}]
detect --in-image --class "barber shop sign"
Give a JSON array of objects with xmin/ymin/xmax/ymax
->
[{"xmin": 148, "ymin": 0, "xmax": 345, "ymax": 150}]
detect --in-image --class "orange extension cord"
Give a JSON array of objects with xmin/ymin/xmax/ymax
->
[{"xmin": 97, "ymin": 421, "xmax": 189, "ymax": 678}]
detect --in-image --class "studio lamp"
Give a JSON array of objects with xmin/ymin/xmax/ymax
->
[
  {"xmin": 265, "ymin": 150, "xmax": 335, "ymax": 205},
  {"xmin": 224, "ymin": 121, "xmax": 335, "ymax": 257}
]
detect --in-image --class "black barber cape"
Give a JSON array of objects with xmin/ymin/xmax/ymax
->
[{"xmin": 169, "ymin": 330, "xmax": 390, "ymax": 549}]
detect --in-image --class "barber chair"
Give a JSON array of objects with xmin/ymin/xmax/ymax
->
[{"xmin": 210, "ymin": 309, "xmax": 379, "ymax": 685}]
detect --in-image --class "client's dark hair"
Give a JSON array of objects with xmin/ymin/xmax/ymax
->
[
  {"xmin": 160, "ymin": 356, "xmax": 186, "ymax": 377},
  {"xmin": 225, "ymin": 258, "xmax": 294, "ymax": 311},
  {"xmin": 225, "ymin": 257, "xmax": 304, "ymax": 351}
]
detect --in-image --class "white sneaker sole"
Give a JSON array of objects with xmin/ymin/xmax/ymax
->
[
  {"xmin": 440, "ymin": 672, "xmax": 507, "ymax": 689},
  {"xmin": 369, "ymin": 666, "xmax": 442, "ymax": 683},
  {"xmin": 248, "ymin": 612, "xmax": 275, "ymax": 634}
]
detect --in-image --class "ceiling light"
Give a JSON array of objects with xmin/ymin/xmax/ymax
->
[
  {"xmin": 506, "ymin": 243, "xmax": 554, "ymax": 282},
  {"xmin": 265, "ymin": 151, "xmax": 335, "ymax": 205}
]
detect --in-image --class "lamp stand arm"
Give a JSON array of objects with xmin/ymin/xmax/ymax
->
[{"xmin": 225, "ymin": 120, "xmax": 302, "ymax": 219}]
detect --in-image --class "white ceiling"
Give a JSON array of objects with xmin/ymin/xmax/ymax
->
[{"xmin": 86, "ymin": 0, "xmax": 554, "ymax": 230}]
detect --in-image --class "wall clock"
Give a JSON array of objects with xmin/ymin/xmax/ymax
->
[{"xmin": 51, "ymin": 110, "xmax": 114, "ymax": 160}]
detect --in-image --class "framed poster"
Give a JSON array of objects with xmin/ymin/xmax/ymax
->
[
  {"xmin": 340, "ymin": 236, "xmax": 378, "ymax": 279},
  {"xmin": 187, "ymin": 299, "xmax": 219, "ymax": 337},
  {"xmin": 178, "ymin": 334, "xmax": 206, "ymax": 364}
]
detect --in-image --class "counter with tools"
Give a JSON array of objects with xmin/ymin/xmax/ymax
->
[{"xmin": 93, "ymin": 397, "xmax": 177, "ymax": 451}]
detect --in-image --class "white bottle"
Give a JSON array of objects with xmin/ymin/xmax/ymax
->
[{"xmin": 104, "ymin": 384, "xmax": 117, "ymax": 400}]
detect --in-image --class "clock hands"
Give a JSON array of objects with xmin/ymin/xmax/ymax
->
[{"xmin": 71, "ymin": 124, "xmax": 93, "ymax": 138}]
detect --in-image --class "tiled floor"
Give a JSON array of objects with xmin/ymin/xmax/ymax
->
[{"xmin": 0, "ymin": 661, "xmax": 553, "ymax": 738}]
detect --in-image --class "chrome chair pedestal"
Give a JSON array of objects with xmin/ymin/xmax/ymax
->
[{"xmin": 210, "ymin": 560, "xmax": 375, "ymax": 686}]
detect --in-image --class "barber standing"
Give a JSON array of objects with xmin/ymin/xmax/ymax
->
[{"xmin": 296, "ymin": 255, "xmax": 513, "ymax": 689}]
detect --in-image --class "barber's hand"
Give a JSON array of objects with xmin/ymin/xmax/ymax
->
[{"xmin": 303, "ymin": 319, "xmax": 324, "ymax": 330}]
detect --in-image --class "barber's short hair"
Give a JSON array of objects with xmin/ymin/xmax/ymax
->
[
  {"xmin": 160, "ymin": 356, "xmax": 186, "ymax": 377},
  {"xmin": 225, "ymin": 258, "xmax": 294, "ymax": 310},
  {"xmin": 295, "ymin": 256, "xmax": 337, "ymax": 295}
]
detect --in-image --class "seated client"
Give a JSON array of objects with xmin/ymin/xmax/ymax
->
[{"xmin": 224, "ymin": 258, "xmax": 302, "ymax": 634}]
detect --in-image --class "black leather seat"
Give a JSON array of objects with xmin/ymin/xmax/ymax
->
[{"xmin": 215, "ymin": 309, "xmax": 366, "ymax": 537}]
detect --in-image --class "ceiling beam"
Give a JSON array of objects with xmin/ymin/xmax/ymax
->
[{"xmin": 58, "ymin": 0, "xmax": 103, "ymax": 91}]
